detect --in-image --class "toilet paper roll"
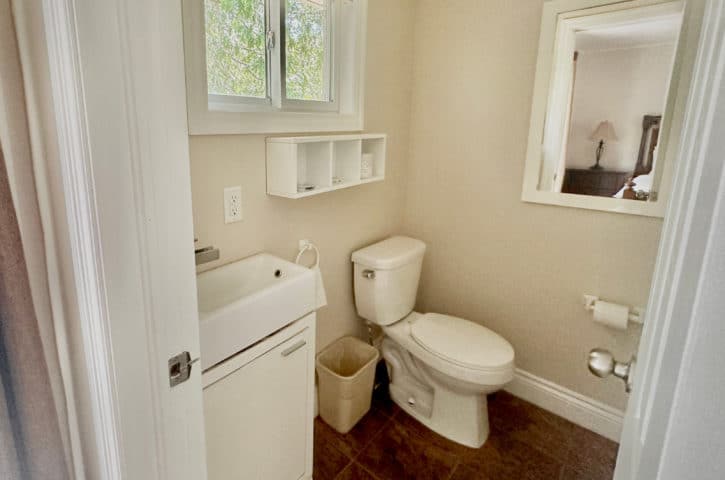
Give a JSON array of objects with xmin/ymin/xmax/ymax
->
[{"xmin": 593, "ymin": 300, "xmax": 629, "ymax": 330}]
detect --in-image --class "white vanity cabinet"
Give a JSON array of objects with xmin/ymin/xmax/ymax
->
[{"xmin": 202, "ymin": 313, "xmax": 315, "ymax": 480}]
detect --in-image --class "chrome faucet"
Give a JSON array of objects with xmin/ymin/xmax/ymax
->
[{"xmin": 194, "ymin": 238, "xmax": 220, "ymax": 266}]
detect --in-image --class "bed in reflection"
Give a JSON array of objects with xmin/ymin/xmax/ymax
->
[
  {"xmin": 562, "ymin": 115, "xmax": 662, "ymax": 201},
  {"xmin": 615, "ymin": 115, "xmax": 661, "ymax": 201}
]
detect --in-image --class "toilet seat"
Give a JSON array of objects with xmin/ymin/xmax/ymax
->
[
  {"xmin": 410, "ymin": 313, "xmax": 514, "ymax": 372},
  {"xmin": 383, "ymin": 312, "xmax": 515, "ymax": 390}
]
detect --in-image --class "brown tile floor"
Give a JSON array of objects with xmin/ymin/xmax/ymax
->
[{"xmin": 314, "ymin": 386, "xmax": 618, "ymax": 480}]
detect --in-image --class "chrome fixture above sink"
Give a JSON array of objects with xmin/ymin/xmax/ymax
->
[{"xmin": 195, "ymin": 245, "xmax": 220, "ymax": 265}]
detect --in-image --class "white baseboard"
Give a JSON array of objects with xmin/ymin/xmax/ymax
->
[{"xmin": 503, "ymin": 369, "xmax": 624, "ymax": 442}]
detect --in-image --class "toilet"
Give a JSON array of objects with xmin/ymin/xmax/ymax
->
[{"xmin": 352, "ymin": 236, "xmax": 515, "ymax": 448}]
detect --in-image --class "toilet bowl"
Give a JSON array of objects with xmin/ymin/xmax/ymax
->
[{"xmin": 352, "ymin": 236, "xmax": 515, "ymax": 448}]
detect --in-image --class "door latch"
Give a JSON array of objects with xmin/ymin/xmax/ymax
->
[
  {"xmin": 266, "ymin": 30, "xmax": 276, "ymax": 50},
  {"xmin": 168, "ymin": 351, "xmax": 199, "ymax": 387}
]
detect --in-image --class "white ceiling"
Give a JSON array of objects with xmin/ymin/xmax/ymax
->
[{"xmin": 575, "ymin": 14, "xmax": 682, "ymax": 52}]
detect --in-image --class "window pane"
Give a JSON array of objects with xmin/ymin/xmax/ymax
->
[
  {"xmin": 285, "ymin": 0, "xmax": 330, "ymax": 102},
  {"xmin": 205, "ymin": 0, "xmax": 267, "ymax": 99}
]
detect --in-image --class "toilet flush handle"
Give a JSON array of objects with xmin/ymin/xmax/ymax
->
[{"xmin": 362, "ymin": 269, "xmax": 376, "ymax": 279}]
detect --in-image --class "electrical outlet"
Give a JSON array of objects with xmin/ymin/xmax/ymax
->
[{"xmin": 224, "ymin": 186, "xmax": 243, "ymax": 224}]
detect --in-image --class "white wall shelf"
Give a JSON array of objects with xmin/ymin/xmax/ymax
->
[{"xmin": 266, "ymin": 134, "xmax": 386, "ymax": 198}]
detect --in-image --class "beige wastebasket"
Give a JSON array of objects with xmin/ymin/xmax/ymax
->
[{"xmin": 316, "ymin": 336, "xmax": 380, "ymax": 434}]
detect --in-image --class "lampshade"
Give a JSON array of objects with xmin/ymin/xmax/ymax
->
[{"xmin": 589, "ymin": 121, "xmax": 618, "ymax": 142}]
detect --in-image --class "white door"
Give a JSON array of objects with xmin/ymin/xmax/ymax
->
[
  {"xmin": 36, "ymin": 0, "xmax": 208, "ymax": 478},
  {"xmin": 614, "ymin": 1, "xmax": 725, "ymax": 478}
]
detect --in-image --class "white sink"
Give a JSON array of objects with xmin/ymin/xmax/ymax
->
[{"xmin": 197, "ymin": 253, "xmax": 315, "ymax": 370}]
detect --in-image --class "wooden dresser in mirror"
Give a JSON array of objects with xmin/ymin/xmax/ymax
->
[{"xmin": 562, "ymin": 169, "xmax": 630, "ymax": 197}]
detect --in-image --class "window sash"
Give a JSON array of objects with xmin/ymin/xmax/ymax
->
[
  {"xmin": 204, "ymin": 0, "xmax": 270, "ymax": 101},
  {"xmin": 280, "ymin": 0, "xmax": 337, "ymax": 111},
  {"xmin": 204, "ymin": 0, "xmax": 339, "ymax": 113}
]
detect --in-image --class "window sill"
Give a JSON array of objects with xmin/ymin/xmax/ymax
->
[{"xmin": 187, "ymin": 108, "xmax": 363, "ymax": 135}]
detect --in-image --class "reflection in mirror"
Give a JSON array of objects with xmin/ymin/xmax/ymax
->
[{"xmin": 539, "ymin": 4, "xmax": 683, "ymax": 202}]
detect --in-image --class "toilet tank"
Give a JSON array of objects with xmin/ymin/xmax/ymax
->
[{"xmin": 351, "ymin": 237, "xmax": 426, "ymax": 326}]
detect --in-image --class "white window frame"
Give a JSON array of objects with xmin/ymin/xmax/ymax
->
[{"xmin": 182, "ymin": 0, "xmax": 367, "ymax": 135}]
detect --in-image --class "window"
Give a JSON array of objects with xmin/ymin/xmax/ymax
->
[
  {"xmin": 284, "ymin": 0, "xmax": 331, "ymax": 102},
  {"xmin": 205, "ymin": 0, "xmax": 268, "ymax": 100},
  {"xmin": 183, "ymin": 0, "xmax": 366, "ymax": 134}
]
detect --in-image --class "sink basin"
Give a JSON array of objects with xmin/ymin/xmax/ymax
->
[{"xmin": 197, "ymin": 253, "xmax": 315, "ymax": 370}]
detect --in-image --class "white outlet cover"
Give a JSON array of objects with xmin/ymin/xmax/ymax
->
[{"xmin": 224, "ymin": 186, "xmax": 243, "ymax": 224}]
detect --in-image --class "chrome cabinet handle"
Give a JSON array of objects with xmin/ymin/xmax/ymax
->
[{"xmin": 281, "ymin": 340, "xmax": 306, "ymax": 357}]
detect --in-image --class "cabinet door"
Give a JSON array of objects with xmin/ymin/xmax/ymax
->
[{"xmin": 203, "ymin": 328, "xmax": 312, "ymax": 480}]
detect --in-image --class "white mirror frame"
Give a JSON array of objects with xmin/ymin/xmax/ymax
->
[{"xmin": 522, "ymin": 0, "xmax": 704, "ymax": 217}]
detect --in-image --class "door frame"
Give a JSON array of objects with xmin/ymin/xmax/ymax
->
[
  {"xmin": 33, "ymin": 0, "xmax": 725, "ymax": 479},
  {"xmin": 615, "ymin": 0, "xmax": 725, "ymax": 478},
  {"xmin": 32, "ymin": 0, "xmax": 207, "ymax": 478}
]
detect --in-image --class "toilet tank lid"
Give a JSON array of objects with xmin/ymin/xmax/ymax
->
[{"xmin": 351, "ymin": 236, "xmax": 426, "ymax": 270}]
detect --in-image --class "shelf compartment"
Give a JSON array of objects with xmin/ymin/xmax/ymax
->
[
  {"xmin": 362, "ymin": 137, "xmax": 386, "ymax": 178},
  {"xmin": 333, "ymin": 140, "xmax": 362, "ymax": 185},
  {"xmin": 297, "ymin": 142, "xmax": 333, "ymax": 190},
  {"xmin": 267, "ymin": 141, "xmax": 333, "ymax": 196}
]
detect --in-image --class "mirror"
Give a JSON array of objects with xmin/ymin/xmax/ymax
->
[{"xmin": 522, "ymin": 0, "xmax": 691, "ymax": 217}]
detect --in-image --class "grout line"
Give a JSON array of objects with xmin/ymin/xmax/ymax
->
[
  {"xmin": 446, "ymin": 459, "xmax": 462, "ymax": 480},
  {"xmin": 387, "ymin": 406, "xmax": 469, "ymax": 479},
  {"xmin": 357, "ymin": 462, "xmax": 385, "ymax": 480},
  {"xmin": 342, "ymin": 406, "xmax": 396, "ymax": 478},
  {"xmin": 318, "ymin": 399, "xmax": 395, "ymax": 480},
  {"xmin": 350, "ymin": 415, "xmax": 392, "ymax": 461},
  {"xmin": 330, "ymin": 458, "xmax": 355, "ymax": 480},
  {"xmin": 315, "ymin": 419, "xmax": 355, "ymax": 479},
  {"xmin": 323, "ymin": 431, "xmax": 354, "ymax": 480},
  {"xmin": 357, "ymin": 414, "xmax": 394, "ymax": 455}
]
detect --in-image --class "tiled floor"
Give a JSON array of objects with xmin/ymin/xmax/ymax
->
[{"xmin": 313, "ymin": 385, "xmax": 618, "ymax": 480}]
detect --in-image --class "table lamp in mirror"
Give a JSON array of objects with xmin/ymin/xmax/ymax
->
[{"xmin": 589, "ymin": 121, "xmax": 618, "ymax": 170}]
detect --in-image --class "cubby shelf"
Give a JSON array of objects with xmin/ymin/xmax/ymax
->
[{"xmin": 266, "ymin": 134, "xmax": 386, "ymax": 199}]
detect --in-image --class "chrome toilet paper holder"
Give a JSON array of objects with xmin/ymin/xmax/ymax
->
[{"xmin": 583, "ymin": 294, "xmax": 644, "ymax": 325}]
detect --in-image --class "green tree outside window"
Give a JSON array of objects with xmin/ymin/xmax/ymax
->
[
  {"xmin": 205, "ymin": 0, "xmax": 330, "ymax": 102},
  {"xmin": 286, "ymin": 0, "xmax": 328, "ymax": 101}
]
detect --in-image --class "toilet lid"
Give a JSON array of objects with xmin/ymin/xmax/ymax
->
[{"xmin": 411, "ymin": 313, "xmax": 514, "ymax": 371}]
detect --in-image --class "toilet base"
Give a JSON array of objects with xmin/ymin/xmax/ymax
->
[
  {"xmin": 382, "ymin": 338, "xmax": 491, "ymax": 448},
  {"xmin": 389, "ymin": 379, "xmax": 490, "ymax": 448}
]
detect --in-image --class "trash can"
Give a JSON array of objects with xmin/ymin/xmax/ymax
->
[{"xmin": 316, "ymin": 336, "xmax": 380, "ymax": 434}]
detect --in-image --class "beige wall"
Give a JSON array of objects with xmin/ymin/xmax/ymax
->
[
  {"xmin": 190, "ymin": 0, "xmax": 416, "ymax": 351},
  {"xmin": 567, "ymin": 43, "xmax": 676, "ymax": 171},
  {"xmin": 191, "ymin": 0, "xmax": 664, "ymax": 410},
  {"xmin": 403, "ymin": 0, "xmax": 662, "ymax": 410}
]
